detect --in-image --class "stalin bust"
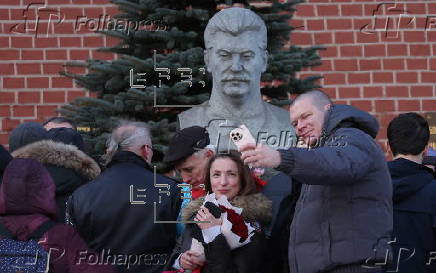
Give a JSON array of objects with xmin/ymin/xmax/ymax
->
[{"xmin": 178, "ymin": 7, "xmax": 294, "ymax": 151}]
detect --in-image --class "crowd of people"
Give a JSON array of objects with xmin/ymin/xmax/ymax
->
[{"xmin": 0, "ymin": 91, "xmax": 435, "ymax": 273}]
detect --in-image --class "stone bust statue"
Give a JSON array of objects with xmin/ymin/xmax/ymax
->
[{"xmin": 178, "ymin": 7, "xmax": 294, "ymax": 151}]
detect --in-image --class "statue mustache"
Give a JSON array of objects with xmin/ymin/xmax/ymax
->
[{"xmin": 222, "ymin": 76, "xmax": 250, "ymax": 82}]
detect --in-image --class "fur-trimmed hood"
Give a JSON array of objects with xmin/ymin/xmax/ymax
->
[
  {"xmin": 182, "ymin": 193, "xmax": 272, "ymax": 225},
  {"xmin": 11, "ymin": 140, "xmax": 100, "ymax": 180}
]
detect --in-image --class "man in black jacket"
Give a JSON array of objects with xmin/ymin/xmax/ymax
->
[
  {"xmin": 387, "ymin": 112, "xmax": 436, "ymax": 273},
  {"xmin": 67, "ymin": 120, "xmax": 181, "ymax": 273}
]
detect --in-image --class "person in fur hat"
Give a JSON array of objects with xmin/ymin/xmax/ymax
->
[
  {"xmin": 166, "ymin": 150, "xmax": 272, "ymax": 273},
  {"xmin": 10, "ymin": 126, "xmax": 100, "ymax": 221}
]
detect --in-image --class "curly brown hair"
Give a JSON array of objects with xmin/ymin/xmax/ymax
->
[{"xmin": 204, "ymin": 150, "xmax": 257, "ymax": 197}]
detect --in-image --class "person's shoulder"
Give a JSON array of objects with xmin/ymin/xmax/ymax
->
[
  {"xmin": 70, "ymin": 175, "xmax": 103, "ymax": 198},
  {"xmin": 414, "ymin": 177, "xmax": 436, "ymax": 213},
  {"xmin": 333, "ymin": 127, "xmax": 374, "ymax": 145},
  {"xmin": 328, "ymin": 127, "xmax": 384, "ymax": 158},
  {"xmin": 424, "ymin": 177, "xmax": 436, "ymax": 196}
]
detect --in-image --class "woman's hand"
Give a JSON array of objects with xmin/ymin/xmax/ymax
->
[
  {"xmin": 195, "ymin": 207, "xmax": 222, "ymax": 230},
  {"xmin": 180, "ymin": 250, "xmax": 205, "ymax": 270}
]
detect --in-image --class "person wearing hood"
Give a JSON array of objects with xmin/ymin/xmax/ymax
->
[
  {"xmin": 240, "ymin": 90, "xmax": 392, "ymax": 273},
  {"xmin": 387, "ymin": 112, "xmax": 436, "ymax": 273},
  {"xmin": 10, "ymin": 125, "xmax": 100, "ymax": 221},
  {"xmin": 0, "ymin": 158, "xmax": 114, "ymax": 273}
]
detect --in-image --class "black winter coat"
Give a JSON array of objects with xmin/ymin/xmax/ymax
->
[
  {"xmin": 388, "ymin": 158, "xmax": 436, "ymax": 273},
  {"xmin": 262, "ymin": 180, "xmax": 302, "ymax": 273},
  {"xmin": 67, "ymin": 151, "xmax": 181, "ymax": 273}
]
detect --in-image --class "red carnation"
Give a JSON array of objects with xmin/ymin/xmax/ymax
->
[{"xmin": 252, "ymin": 175, "xmax": 267, "ymax": 192}]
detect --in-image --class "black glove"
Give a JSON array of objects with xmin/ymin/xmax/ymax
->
[{"xmin": 204, "ymin": 201, "xmax": 224, "ymax": 218}]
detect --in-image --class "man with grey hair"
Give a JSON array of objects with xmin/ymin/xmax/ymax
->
[
  {"xmin": 103, "ymin": 120, "xmax": 154, "ymax": 165},
  {"xmin": 163, "ymin": 126, "xmax": 215, "ymax": 237},
  {"xmin": 67, "ymin": 120, "xmax": 181, "ymax": 273},
  {"xmin": 164, "ymin": 126, "xmax": 214, "ymax": 197},
  {"xmin": 178, "ymin": 7, "xmax": 292, "ymax": 151}
]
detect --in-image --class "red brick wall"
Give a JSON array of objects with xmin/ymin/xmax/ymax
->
[
  {"xmin": 0, "ymin": 0, "xmax": 118, "ymax": 146},
  {"xmin": 1, "ymin": 0, "xmax": 435, "ymax": 152},
  {"xmin": 291, "ymin": 0, "xmax": 436, "ymax": 150}
]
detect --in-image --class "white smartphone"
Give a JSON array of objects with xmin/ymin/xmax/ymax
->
[{"xmin": 230, "ymin": 125, "xmax": 256, "ymax": 150}]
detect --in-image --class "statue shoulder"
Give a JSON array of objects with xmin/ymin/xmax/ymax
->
[
  {"xmin": 263, "ymin": 102, "xmax": 290, "ymax": 118},
  {"xmin": 178, "ymin": 101, "xmax": 210, "ymax": 129},
  {"xmin": 179, "ymin": 101, "xmax": 209, "ymax": 117}
]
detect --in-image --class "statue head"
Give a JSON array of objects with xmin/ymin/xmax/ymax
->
[{"xmin": 204, "ymin": 8, "xmax": 268, "ymax": 104}]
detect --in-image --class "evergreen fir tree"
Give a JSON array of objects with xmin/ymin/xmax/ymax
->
[{"xmin": 60, "ymin": 0, "xmax": 323, "ymax": 171}]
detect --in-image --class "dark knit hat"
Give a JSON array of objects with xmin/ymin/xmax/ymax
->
[
  {"xmin": 47, "ymin": 127, "xmax": 85, "ymax": 151},
  {"xmin": 8, "ymin": 122, "xmax": 48, "ymax": 152},
  {"xmin": 163, "ymin": 126, "xmax": 210, "ymax": 166}
]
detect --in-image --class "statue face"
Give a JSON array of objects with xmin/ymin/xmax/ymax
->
[{"xmin": 205, "ymin": 31, "xmax": 267, "ymax": 100}]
